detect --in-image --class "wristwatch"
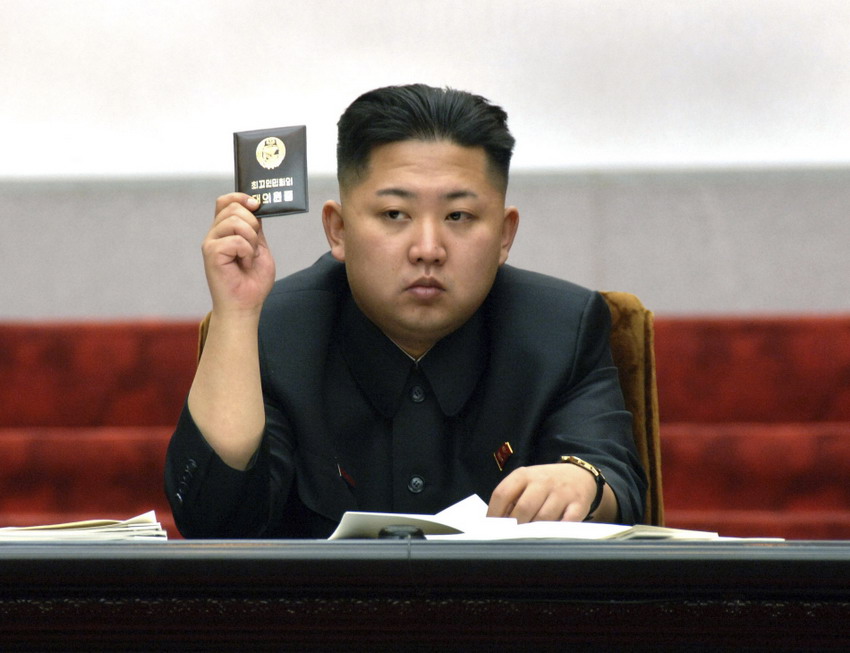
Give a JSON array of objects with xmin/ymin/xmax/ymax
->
[{"xmin": 560, "ymin": 455, "xmax": 606, "ymax": 521}]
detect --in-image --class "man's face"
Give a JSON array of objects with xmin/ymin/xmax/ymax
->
[{"xmin": 322, "ymin": 139, "xmax": 519, "ymax": 357}]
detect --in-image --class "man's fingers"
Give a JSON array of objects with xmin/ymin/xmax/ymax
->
[
  {"xmin": 487, "ymin": 480, "xmax": 513, "ymax": 518},
  {"xmin": 206, "ymin": 234, "xmax": 258, "ymax": 269},
  {"xmin": 204, "ymin": 222, "xmax": 260, "ymax": 267},
  {"xmin": 531, "ymin": 493, "xmax": 570, "ymax": 523},
  {"xmin": 213, "ymin": 192, "xmax": 260, "ymax": 218},
  {"xmin": 560, "ymin": 500, "xmax": 588, "ymax": 522},
  {"xmin": 487, "ymin": 468, "xmax": 529, "ymax": 518},
  {"xmin": 208, "ymin": 214, "xmax": 261, "ymax": 247},
  {"xmin": 506, "ymin": 484, "xmax": 548, "ymax": 523},
  {"xmin": 487, "ymin": 463, "xmax": 596, "ymax": 523},
  {"xmin": 255, "ymin": 217, "xmax": 269, "ymax": 254}
]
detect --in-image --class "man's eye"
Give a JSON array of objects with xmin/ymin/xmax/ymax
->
[
  {"xmin": 446, "ymin": 211, "xmax": 471, "ymax": 222},
  {"xmin": 384, "ymin": 210, "xmax": 405, "ymax": 220}
]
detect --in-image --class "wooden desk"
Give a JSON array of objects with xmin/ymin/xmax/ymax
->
[{"xmin": 1, "ymin": 539, "xmax": 849, "ymax": 649}]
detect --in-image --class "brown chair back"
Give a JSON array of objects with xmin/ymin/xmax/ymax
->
[
  {"xmin": 601, "ymin": 291, "xmax": 664, "ymax": 525},
  {"xmin": 197, "ymin": 312, "xmax": 211, "ymax": 363}
]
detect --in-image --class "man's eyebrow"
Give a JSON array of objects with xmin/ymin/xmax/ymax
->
[
  {"xmin": 375, "ymin": 188, "xmax": 416, "ymax": 199},
  {"xmin": 374, "ymin": 188, "xmax": 479, "ymax": 200},
  {"xmin": 444, "ymin": 189, "xmax": 478, "ymax": 200}
]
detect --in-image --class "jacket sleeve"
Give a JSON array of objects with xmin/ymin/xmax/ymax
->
[
  {"xmin": 164, "ymin": 400, "xmax": 294, "ymax": 538},
  {"xmin": 532, "ymin": 291, "xmax": 647, "ymax": 524}
]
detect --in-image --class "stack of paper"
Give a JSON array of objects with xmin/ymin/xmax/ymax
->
[
  {"xmin": 0, "ymin": 511, "xmax": 167, "ymax": 541},
  {"xmin": 329, "ymin": 495, "xmax": 721, "ymax": 541}
]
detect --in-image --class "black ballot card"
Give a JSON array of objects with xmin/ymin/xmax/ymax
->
[{"xmin": 233, "ymin": 125, "xmax": 308, "ymax": 217}]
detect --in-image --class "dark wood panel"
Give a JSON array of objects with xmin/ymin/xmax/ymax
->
[{"xmin": 1, "ymin": 540, "xmax": 850, "ymax": 649}]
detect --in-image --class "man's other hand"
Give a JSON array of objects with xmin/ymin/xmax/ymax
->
[
  {"xmin": 202, "ymin": 193, "xmax": 276, "ymax": 316},
  {"xmin": 487, "ymin": 462, "xmax": 617, "ymax": 523}
]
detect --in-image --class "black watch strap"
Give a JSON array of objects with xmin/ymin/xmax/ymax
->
[{"xmin": 560, "ymin": 455, "xmax": 606, "ymax": 521}]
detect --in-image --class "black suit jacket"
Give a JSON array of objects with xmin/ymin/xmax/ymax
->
[{"xmin": 166, "ymin": 254, "xmax": 647, "ymax": 538}]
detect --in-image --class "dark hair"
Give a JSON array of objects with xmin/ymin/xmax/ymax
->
[{"xmin": 336, "ymin": 84, "xmax": 515, "ymax": 191}]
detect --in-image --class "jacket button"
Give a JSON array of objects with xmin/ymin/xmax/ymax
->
[
  {"xmin": 182, "ymin": 459, "xmax": 198, "ymax": 483},
  {"xmin": 410, "ymin": 385, "xmax": 425, "ymax": 403},
  {"xmin": 407, "ymin": 475, "xmax": 425, "ymax": 493}
]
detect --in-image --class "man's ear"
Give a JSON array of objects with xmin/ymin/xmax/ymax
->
[
  {"xmin": 322, "ymin": 200, "xmax": 346, "ymax": 262},
  {"xmin": 499, "ymin": 206, "xmax": 520, "ymax": 265}
]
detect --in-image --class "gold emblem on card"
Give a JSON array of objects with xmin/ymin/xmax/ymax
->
[{"xmin": 256, "ymin": 137, "xmax": 286, "ymax": 170}]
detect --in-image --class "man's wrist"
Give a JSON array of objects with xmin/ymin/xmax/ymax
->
[{"xmin": 559, "ymin": 455, "xmax": 606, "ymax": 521}]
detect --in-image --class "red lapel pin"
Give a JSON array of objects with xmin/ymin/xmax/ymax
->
[{"xmin": 493, "ymin": 442, "xmax": 514, "ymax": 472}]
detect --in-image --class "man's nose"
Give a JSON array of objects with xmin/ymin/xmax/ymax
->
[{"xmin": 408, "ymin": 217, "xmax": 446, "ymax": 265}]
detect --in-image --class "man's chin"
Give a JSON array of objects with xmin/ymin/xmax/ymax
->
[{"xmin": 396, "ymin": 317, "xmax": 465, "ymax": 348}]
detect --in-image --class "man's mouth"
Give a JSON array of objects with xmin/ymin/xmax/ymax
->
[{"xmin": 406, "ymin": 277, "xmax": 445, "ymax": 299}]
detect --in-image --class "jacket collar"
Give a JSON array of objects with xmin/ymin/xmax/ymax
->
[{"xmin": 340, "ymin": 293, "xmax": 487, "ymax": 419}]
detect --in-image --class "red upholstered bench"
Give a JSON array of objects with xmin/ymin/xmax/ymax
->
[
  {"xmin": 2, "ymin": 315, "xmax": 850, "ymax": 540},
  {"xmin": 656, "ymin": 316, "xmax": 850, "ymax": 539},
  {"xmin": 0, "ymin": 426, "xmax": 174, "ymax": 529},
  {"xmin": 0, "ymin": 321, "xmax": 199, "ymax": 538}
]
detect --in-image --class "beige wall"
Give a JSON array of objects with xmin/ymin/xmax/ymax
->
[{"xmin": 3, "ymin": 168, "xmax": 848, "ymax": 319}]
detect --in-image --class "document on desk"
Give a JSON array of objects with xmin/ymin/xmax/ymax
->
[
  {"xmin": 0, "ymin": 511, "xmax": 168, "ymax": 541},
  {"xmin": 329, "ymin": 495, "xmax": 721, "ymax": 541}
]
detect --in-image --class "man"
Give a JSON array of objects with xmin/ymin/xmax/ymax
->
[{"xmin": 166, "ymin": 84, "xmax": 647, "ymax": 538}]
